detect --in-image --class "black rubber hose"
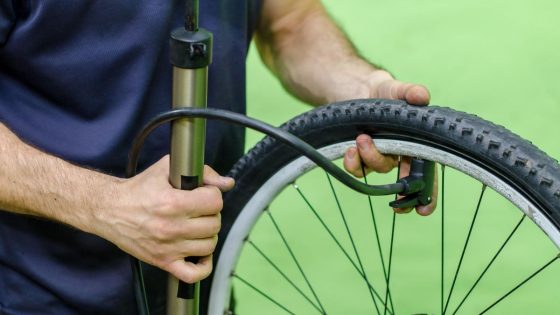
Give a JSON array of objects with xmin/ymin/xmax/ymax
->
[
  {"xmin": 127, "ymin": 108, "xmax": 405, "ymax": 196},
  {"xmin": 184, "ymin": 0, "xmax": 199, "ymax": 31},
  {"xmin": 130, "ymin": 257, "xmax": 149, "ymax": 315}
]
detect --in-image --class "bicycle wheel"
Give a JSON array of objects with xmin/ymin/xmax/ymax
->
[{"xmin": 208, "ymin": 99, "xmax": 560, "ymax": 315}]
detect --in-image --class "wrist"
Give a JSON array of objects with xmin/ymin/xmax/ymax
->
[{"xmin": 80, "ymin": 174, "xmax": 127, "ymax": 237}]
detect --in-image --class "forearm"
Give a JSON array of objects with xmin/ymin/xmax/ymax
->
[
  {"xmin": 256, "ymin": 0, "xmax": 381, "ymax": 105},
  {"xmin": 0, "ymin": 123, "xmax": 120, "ymax": 234},
  {"xmin": 0, "ymin": 122, "xmax": 234, "ymax": 282}
]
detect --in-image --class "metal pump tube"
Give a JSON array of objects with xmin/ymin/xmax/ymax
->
[
  {"xmin": 167, "ymin": 66, "xmax": 208, "ymax": 315},
  {"xmin": 167, "ymin": 1, "xmax": 213, "ymax": 314},
  {"xmin": 169, "ymin": 67, "xmax": 207, "ymax": 190}
]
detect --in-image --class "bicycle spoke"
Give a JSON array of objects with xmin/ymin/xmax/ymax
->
[
  {"xmin": 443, "ymin": 185, "xmax": 487, "ymax": 314},
  {"xmin": 292, "ymin": 184, "xmax": 360, "ymax": 272},
  {"xmin": 383, "ymin": 160, "xmax": 401, "ymax": 315},
  {"xmin": 441, "ymin": 164, "xmax": 446, "ymax": 315},
  {"xmin": 451, "ymin": 215, "xmax": 526, "ymax": 315},
  {"xmin": 478, "ymin": 255, "xmax": 559, "ymax": 315},
  {"xmin": 325, "ymin": 172, "xmax": 381, "ymax": 315},
  {"xmin": 293, "ymin": 184, "xmax": 394, "ymax": 315},
  {"xmin": 248, "ymin": 239, "xmax": 324, "ymax": 314},
  {"xmin": 233, "ymin": 273, "xmax": 296, "ymax": 315},
  {"xmin": 383, "ymin": 212, "xmax": 396, "ymax": 315},
  {"xmin": 265, "ymin": 209, "xmax": 327, "ymax": 314},
  {"xmin": 362, "ymin": 164, "xmax": 395, "ymax": 315}
]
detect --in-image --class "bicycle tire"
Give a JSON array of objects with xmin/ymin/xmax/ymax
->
[{"xmin": 206, "ymin": 99, "xmax": 560, "ymax": 314}]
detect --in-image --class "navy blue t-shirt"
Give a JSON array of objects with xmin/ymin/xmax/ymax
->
[{"xmin": 0, "ymin": 1, "xmax": 261, "ymax": 314}]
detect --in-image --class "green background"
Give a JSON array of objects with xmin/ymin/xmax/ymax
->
[
  {"xmin": 232, "ymin": 1, "xmax": 560, "ymax": 314},
  {"xmin": 246, "ymin": 0, "xmax": 560, "ymax": 157}
]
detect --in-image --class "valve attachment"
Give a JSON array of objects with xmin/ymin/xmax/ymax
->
[{"xmin": 389, "ymin": 159, "xmax": 435, "ymax": 209}]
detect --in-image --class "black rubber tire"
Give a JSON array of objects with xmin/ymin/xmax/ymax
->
[
  {"xmin": 202, "ymin": 98, "xmax": 560, "ymax": 314},
  {"xmin": 226, "ymin": 99, "xmax": 560, "ymax": 225}
]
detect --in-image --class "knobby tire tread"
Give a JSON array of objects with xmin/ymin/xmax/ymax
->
[{"xmin": 228, "ymin": 99, "xmax": 560, "ymax": 224}]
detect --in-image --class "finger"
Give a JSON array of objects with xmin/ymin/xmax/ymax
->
[
  {"xmin": 377, "ymin": 80, "xmax": 430, "ymax": 106},
  {"xmin": 167, "ymin": 254, "xmax": 213, "ymax": 284},
  {"xmin": 178, "ymin": 186, "xmax": 223, "ymax": 217},
  {"xmin": 398, "ymin": 156, "xmax": 412, "ymax": 179},
  {"xmin": 179, "ymin": 235, "xmax": 218, "ymax": 257},
  {"xmin": 416, "ymin": 164, "xmax": 439, "ymax": 216},
  {"xmin": 394, "ymin": 207, "xmax": 413, "ymax": 214},
  {"xmin": 404, "ymin": 85, "xmax": 431, "ymax": 106},
  {"xmin": 181, "ymin": 214, "xmax": 222, "ymax": 239},
  {"xmin": 203, "ymin": 165, "xmax": 235, "ymax": 192},
  {"xmin": 356, "ymin": 134, "xmax": 398, "ymax": 174},
  {"xmin": 392, "ymin": 157, "xmax": 412, "ymax": 214},
  {"xmin": 146, "ymin": 212, "xmax": 221, "ymax": 243},
  {"xmin": 343, "ymin": 146, "xmax": 366, "ymax": 177}
]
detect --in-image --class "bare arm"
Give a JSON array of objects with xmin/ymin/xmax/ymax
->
[
  {"xmin": 0, "ymin": 123, "xmax": 120, "ymax": 229},
  {"xmin": 255, "ymin": 0, "xmax": 436, "ymax": 215},
  {"xmin": 255, "ymin": 0, "xmax": 430, "ymax": 106},
  {"xmin": 0, "ymin": 123, "xmax": 233, "ymax": 283}
]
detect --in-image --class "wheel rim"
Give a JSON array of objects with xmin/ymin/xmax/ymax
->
[{"xmin": 209, "ymin": 139, "xmax": 560, "ymax": 315}]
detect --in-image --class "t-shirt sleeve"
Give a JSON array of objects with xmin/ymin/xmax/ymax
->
[{"xmin": 0, "ymin": 0, "xmax": 16, "ymax": 46}]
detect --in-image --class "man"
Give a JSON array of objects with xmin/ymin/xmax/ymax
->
[{"xmin": 0, "ymin": 0, "xmax": 433, "ymax": 314}]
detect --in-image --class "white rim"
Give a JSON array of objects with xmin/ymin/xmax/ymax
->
[{"xmin": 208, "ymin": 139, "xmax": 560, "ymax": 314}]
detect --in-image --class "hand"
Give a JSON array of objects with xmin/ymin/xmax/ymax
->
[
  {"xmin": 92, "ymin": 155, "xmax": 234, "ymax": 284},
  {"xmin": 342, "ymin": 70, "xmax": 438, "ymax": 215}
]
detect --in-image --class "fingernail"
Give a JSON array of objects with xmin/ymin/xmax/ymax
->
[
  {"xmin": 347, "ymin": 149, "xmax": 356, "ymax": 159},
  {"xmin": 417, "ymin": 206, "xmax": 432, "ymax": 216},
  {"xmin": 358, "ymin": 140, "xmax": 370, "ymax": 152},
  {"xmin": 395, "ymin": 207, "xmax": 413, "ymax": 214}
]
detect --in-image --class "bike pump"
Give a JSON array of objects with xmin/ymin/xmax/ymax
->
[{"xmin": 168, "ymin": 0, "xmax": 212, "ymax": 314}]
